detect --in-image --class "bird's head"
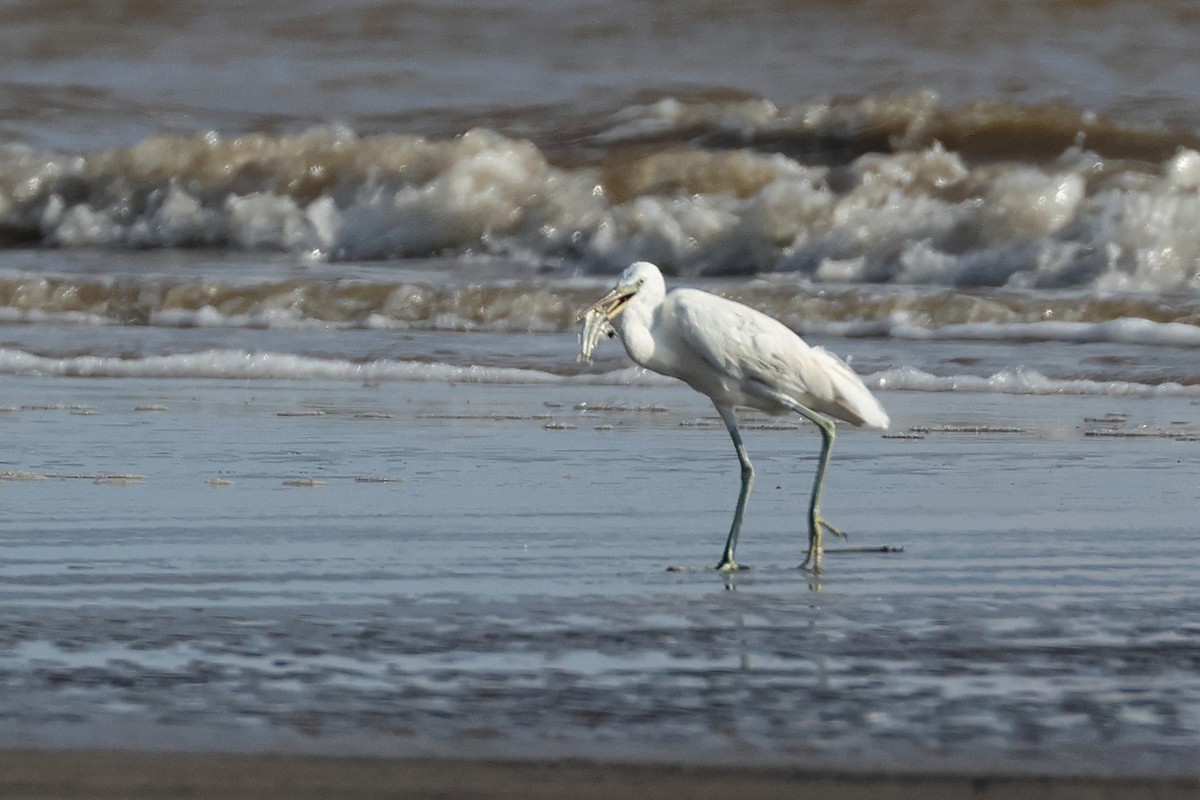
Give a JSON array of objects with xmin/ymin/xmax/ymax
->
[{"xmin": 579, "ymin": 261, "xmax": 661, "ymax": 324}]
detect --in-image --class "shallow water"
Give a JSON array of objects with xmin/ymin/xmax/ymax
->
[
  {"xmin": 2, "ymin": 378, "xmax": 1199, "ymax": 774},
  {"xmin": 3, "ymin": 0, "xmax": 1200, "ymax": 777}
]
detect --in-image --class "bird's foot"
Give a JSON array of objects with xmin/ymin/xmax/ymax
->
[
  {"xmin": 800, "ymin": 512, "xmax": 845, "ymax": 572},
  {"xmin": 712, "ymin": 558, "xmax": 746, "ymax": 572},
  {"xmin": 818, "ymin": 516, "xmax": 848, "ymax": 540}
]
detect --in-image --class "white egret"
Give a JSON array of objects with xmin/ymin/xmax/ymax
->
[{"xmin": 579, "ymin": 261, "xmax": 888, "ymax": 571}]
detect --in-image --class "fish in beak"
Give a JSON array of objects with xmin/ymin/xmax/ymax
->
[
  {"xmin": 576, "ymin": 285, "xmax": 634, "ymax": 364},
  {"xmin": 576, "ymin": 264, "xmax": 651, "ymax": 364},
  {"xmin": 580, "ymin": 285, "xmax": 635, "ymax": 324}
]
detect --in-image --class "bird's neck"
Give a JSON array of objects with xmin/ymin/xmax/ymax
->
[{"xmin": 616, "ymin": 298, "xmax": 660, "ymax": 369}]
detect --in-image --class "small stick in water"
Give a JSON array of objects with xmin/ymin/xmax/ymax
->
[{"xmin": 824, "ymin": 546, "xmax": 905, "ymax": 554}]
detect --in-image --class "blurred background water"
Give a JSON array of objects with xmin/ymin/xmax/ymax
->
[{"xmin": 2, "ymin": 0, "xmax": 1200, "ymax": 775}]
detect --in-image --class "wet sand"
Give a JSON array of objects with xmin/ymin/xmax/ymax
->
[
  {"xmin": 3, "ymin": 376, "xmax": 1200, "ymax": 791},
  {"xmin": 1, "ymin": 750, "xmax": 1198, "ymax": 800}
]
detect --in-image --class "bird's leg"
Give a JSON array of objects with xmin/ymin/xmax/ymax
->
[
  {"xmin": 791, "ymin": 405, "xmax": 842, "ymax": 571},
  {"xmin": 714, "ymin": 405, "xmax": 753, "ymax": 572}
]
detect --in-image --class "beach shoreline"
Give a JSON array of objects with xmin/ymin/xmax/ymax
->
[
  {"xmin": 4, "ymin": 379, "xmax": 1200, "ymax": 786},
  {"xmin": 5, "ymin": 1, "xmax": 1200, "ymax": 794},
  {"xmin": 1, "ymin": 749, "xmax": 1197, "ymax": 800}
]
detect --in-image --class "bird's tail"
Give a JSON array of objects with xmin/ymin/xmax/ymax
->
[{"xmin": 811, "ymin": 347, "xmax": 890, "ymax": 429}]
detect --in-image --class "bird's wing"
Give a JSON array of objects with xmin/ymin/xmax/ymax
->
[
  {"xmin": 667, "ymin": 289, "xmax": 768, "ymax": 381},
  {"xmin": 668, "ymin": 289, "xmax": 888, "ymax": 428},
  {"xmin": 788, "ymin": 344, "xmax": 890, "ymax": 428}
]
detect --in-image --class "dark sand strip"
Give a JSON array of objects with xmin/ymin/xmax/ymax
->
[{"xmin": 0, "ymin": 751, "xmax": 1196, "ymax": 800}]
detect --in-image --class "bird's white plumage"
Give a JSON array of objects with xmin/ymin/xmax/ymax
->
[
  {"xmin": 662, "ymin": 288, "xmax": 888, "ymax": 428},
  {"xmin": 603, "ymin": 262, "xmax": 888, "ymax": 430},
  {"xmin": 579, "ymin": 260, "xmax": 889, "ymax": 571}
]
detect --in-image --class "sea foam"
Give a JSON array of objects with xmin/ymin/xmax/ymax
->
[
  {"xmin": 0, "ymin": 348, "xmax": 563, "ymax": 384},
  {"xmin": 0, "ymin": 346, "xmax": 1194, "ymax": 398},
  {"xmin": 873, "ymin": 366, "xmax": 1195, "ymax": 398},
  {"xmin": 7, "ymin": 99, "xmax": 1200, "ymax": 292},
  {"xmin": 4, "ymin": 270, "xmax": 1200, "ymax": 352}
]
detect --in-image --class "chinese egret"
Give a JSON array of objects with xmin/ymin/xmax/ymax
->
[{"xmin": 579, "ymin": 261, "xmax": 888, "ymax": 571}]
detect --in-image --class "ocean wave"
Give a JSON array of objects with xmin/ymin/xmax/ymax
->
[
  {"xmin": 808, "ymin": 315, "xmax": 1200, "ymax": 348},
  {"xmin": 873, "ymin": 366, "xmax": 1199, "ymax": 398},
  {"xmin": 0, "ymin": 347, "xmax": 565, "ymax": 384},
  {"xmin": 0, "ymin": 274, "xmax": 586, "ymax": 332},
  {"xmin": 5, "ymin": 94, "xmax": 1200, "ymax": 292},
  {"xmin": 4, "ymin": 272, "xmax": 1200, "ymax": 348},
  {"xmin": 1, "ymin": 345, "xmax": 1196, "ymax": 399}
]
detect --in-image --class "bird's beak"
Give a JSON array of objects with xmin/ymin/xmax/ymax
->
[{"xmin": 578, "ymin": 286, "xmax": 634, "ymax": 324}]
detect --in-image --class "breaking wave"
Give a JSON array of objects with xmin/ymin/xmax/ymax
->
[
  {"xmin": 4, "ymin": 271, "xmax": 1200, "ymax": 349},
  {"xmin": 6, "ymin": 93, "xmax": 1200, "ymax": 292},
  {"xmin": 2, "ymin": 346, "xmax": 1198, "ymax": 399},
  {"xmin": 874, "ymin": 366, "xmax": 1200, "ymax": 397},
  {"xmin": 0, "ymin": 347, "xmax": 563, "ymax": 384}
]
